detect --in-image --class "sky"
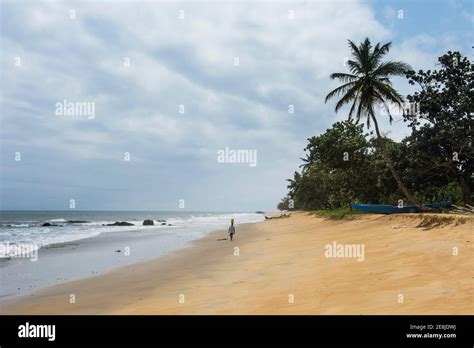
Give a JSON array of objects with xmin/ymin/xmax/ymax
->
[{"xmin": 0, "ymin": 0, "xmax": 472, "ymax": 211}]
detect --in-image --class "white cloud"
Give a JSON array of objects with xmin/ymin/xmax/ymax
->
[{"xmin": 0, "ymin": 0, "xmax": 469, "ymax": 209}]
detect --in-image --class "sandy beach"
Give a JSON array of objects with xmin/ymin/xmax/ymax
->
[{"xmin": 1, "ymin": 212, "xmax": 472, "ymax": 315}]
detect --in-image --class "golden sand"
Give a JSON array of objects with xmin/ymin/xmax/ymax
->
[{"xmin": 1, "ymin": 212, "xmax": 472, "ymax": 314}]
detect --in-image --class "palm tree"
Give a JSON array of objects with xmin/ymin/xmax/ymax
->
[{"xmin": 325, "ymin": 38, "xmax": 420, "ymax": 207}]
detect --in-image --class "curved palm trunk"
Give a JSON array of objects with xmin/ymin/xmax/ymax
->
[{"xmin": 370, "ymin": 114, "xmax": 421, "ymax": 208}]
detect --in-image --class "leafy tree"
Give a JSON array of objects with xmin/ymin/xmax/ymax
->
[
  {"xmin": 285, "ymin": 121, "xmax": 383, "ymax": 209},
  {"xmin": 367, "ymin": 137, "xmax": 406, "ymax": 204},
  {"xmin": 303, "ymin": 120, "xmax": 373, "ymax": 208},
  {"xmin": 325, "ymin": 38, "xmax": 420, "ymax": 206},
  {"xmin": 398, "ymin": 131, "xmax": 462, "ymax": 203},
  {"xmin": 281, "ymin": 50, "xmax": 471, "ymax": 210},
  {"xmin": 405, "ymin": 51, "xmax": 473, "ymax": 205},
  {"xmin": 286, "ymin": 168, "xmax": 332, "ymax": 210},
  {"xmin": 277, "ymin": 196, "xmax": 300, "ymax": 211}
]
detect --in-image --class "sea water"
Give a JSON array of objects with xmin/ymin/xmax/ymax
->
[
  {"xmin": 0, "ymin": 211, "xmax": 263, "ymax": 258},
  {"xmin": 0, "ymin": 211, "xmax": 264, "ymax": 298}
]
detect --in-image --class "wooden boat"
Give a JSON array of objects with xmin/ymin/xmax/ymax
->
[{"xmin": 351, "ymin": 200, "xmax": 452, "ymax": 214}]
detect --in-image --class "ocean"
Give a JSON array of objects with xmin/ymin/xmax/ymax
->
[
  {"xmin": 0, "ymin": 211, "xmax": 264, "ymax": 258},
  {"xmin": 0, "ymin": 211, "xmax": 265, "ymax": 298}
]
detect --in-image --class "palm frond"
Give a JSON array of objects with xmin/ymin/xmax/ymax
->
[
  {"xmin": 327, "ymin": 38, "xmax": 409, "ymax": 130},
  {"xmin": 347, "ymin": 39, "xmax": 362, "ymax": 63},
  {"xmin": 325, "ymin": 81, "xmax": 356, "ymax": 103},
  {"xmin": 335, "ymin": 83, "xmax": 361, "ymax": 112},
  {"xmin": 347, "ymin": 60, "xmax": 363, "ymax": 74},
  {"xmin": 373, "ymin": 80, "xmax": 405, "ymax": 107},
  {"xmin": 373, "ymin": 61, "xmax": 412, "ymax": 77},
  {"xmin": 359, "ymin": 38, "xmax": 372, "ymax": 73},
  {"xmin": 347, "ymin": 90, "xmax": 360, "ymax": 121},
  {"xmin": 329, "ymin": 72, "xmax": 358, "ymax": 83},
  {"xmin": 370, "ymin": 42, "xmax": 392, "ymax": 68},
  {"xmin": 373, "ymin": 90, "xmax": 395, "ymax": 123}
]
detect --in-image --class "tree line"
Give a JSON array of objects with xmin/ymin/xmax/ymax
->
[{"xmin": 279, "ymin": 41, "xmax": 473, "ymax": 211}]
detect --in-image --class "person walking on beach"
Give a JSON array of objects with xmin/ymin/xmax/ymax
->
[{"xmin": 228, "ymin": 218, "xmax": 235, "ymax": 241}]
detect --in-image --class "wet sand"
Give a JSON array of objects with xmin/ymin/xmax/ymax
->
[{"xmin": 1, "ymin": 212, "xmax": 472, "ymax": 314}]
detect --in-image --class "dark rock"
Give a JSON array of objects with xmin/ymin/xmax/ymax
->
[
  {"xmin": 66, "ymin": 220, "xmax": 89, "ymax": 223},
  {"xmin": 161, "ymin": 222, "xmax": 166, "ymax": 225},
  {"xmin": 143, "ymin": 219, "xmax": 154, "ymax": 226},
  {"xmin": 168, "ymin": 224, "xmax": 172, "ymax": 226},
  {"xmin": 42, "ymin": 222, "xmax": 58, "ymax": 227},
  {"xmin": 115, "ymin": 250, "xmax": 121, "ymax": 253},
  {"xmin": 106, "ymin": 221, "xmax": 135, "ymax": 226}
]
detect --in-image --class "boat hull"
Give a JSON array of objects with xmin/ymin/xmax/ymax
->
[{"xmin": 352, "ymin": 201, "xmax": 451, "ymax": 214}]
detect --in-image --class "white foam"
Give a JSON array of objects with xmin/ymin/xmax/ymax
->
[
  {"xmin": 3, "ymin": 223, "xmax": 30, "ymax": 228},
  {"xmin": 0, "ymin": 213, "xmax": 264, "ymax": 258}
]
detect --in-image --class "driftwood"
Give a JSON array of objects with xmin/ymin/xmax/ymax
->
[
  {"xmin": 265, "ymin": 213, "xmax": 292, "ymax": 220},
  {"xmin": 450, "ymin": 204, "xmax": 474, "ymax": 214},
  {"xmin": 452, "ymin": 204, "xmax": 474, "ymax": 212}
]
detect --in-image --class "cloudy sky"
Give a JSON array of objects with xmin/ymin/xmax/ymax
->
[{"xmin": 0, "ymin": 0, "xmax": 472, "ymax": 211}]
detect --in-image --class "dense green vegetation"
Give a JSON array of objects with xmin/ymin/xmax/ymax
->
[
  {"xmin": 325, "ymin": 38, "xmax": 419, "ymax": 206},
  {"xmin": 278, "ymin": 45, "xmax": 473, "ymax": 211}
]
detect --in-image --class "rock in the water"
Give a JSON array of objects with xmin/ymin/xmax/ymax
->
[
  {"xmin": 42, "ymin": 222, "xmax": 58, "ymax": 227},
  {"xmin": 161, "ymin": 222, "xmax": 166, "ymax": 225},
  {"xmin": 143, "ymin": 219, "xmax": 154, "ymax": 226},
  {"xmin": 106, "ymin": 221, "xmax": 135, "ymax": 226}
]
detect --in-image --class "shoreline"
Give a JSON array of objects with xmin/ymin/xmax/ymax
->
[
  {"xmin": 0, "ymin": 213, "xmax": 264, "ymax": 300},
  {"xmin": 0, "ymin": 221, "xmax": 258, "ymax": 313},
  {"xmin": 0, "ymin": 227, "xmax": 194, "ymax": 300},
  {"xmin": 1, "ymin": 212, "xmax": 472, "ymax": 314}
]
